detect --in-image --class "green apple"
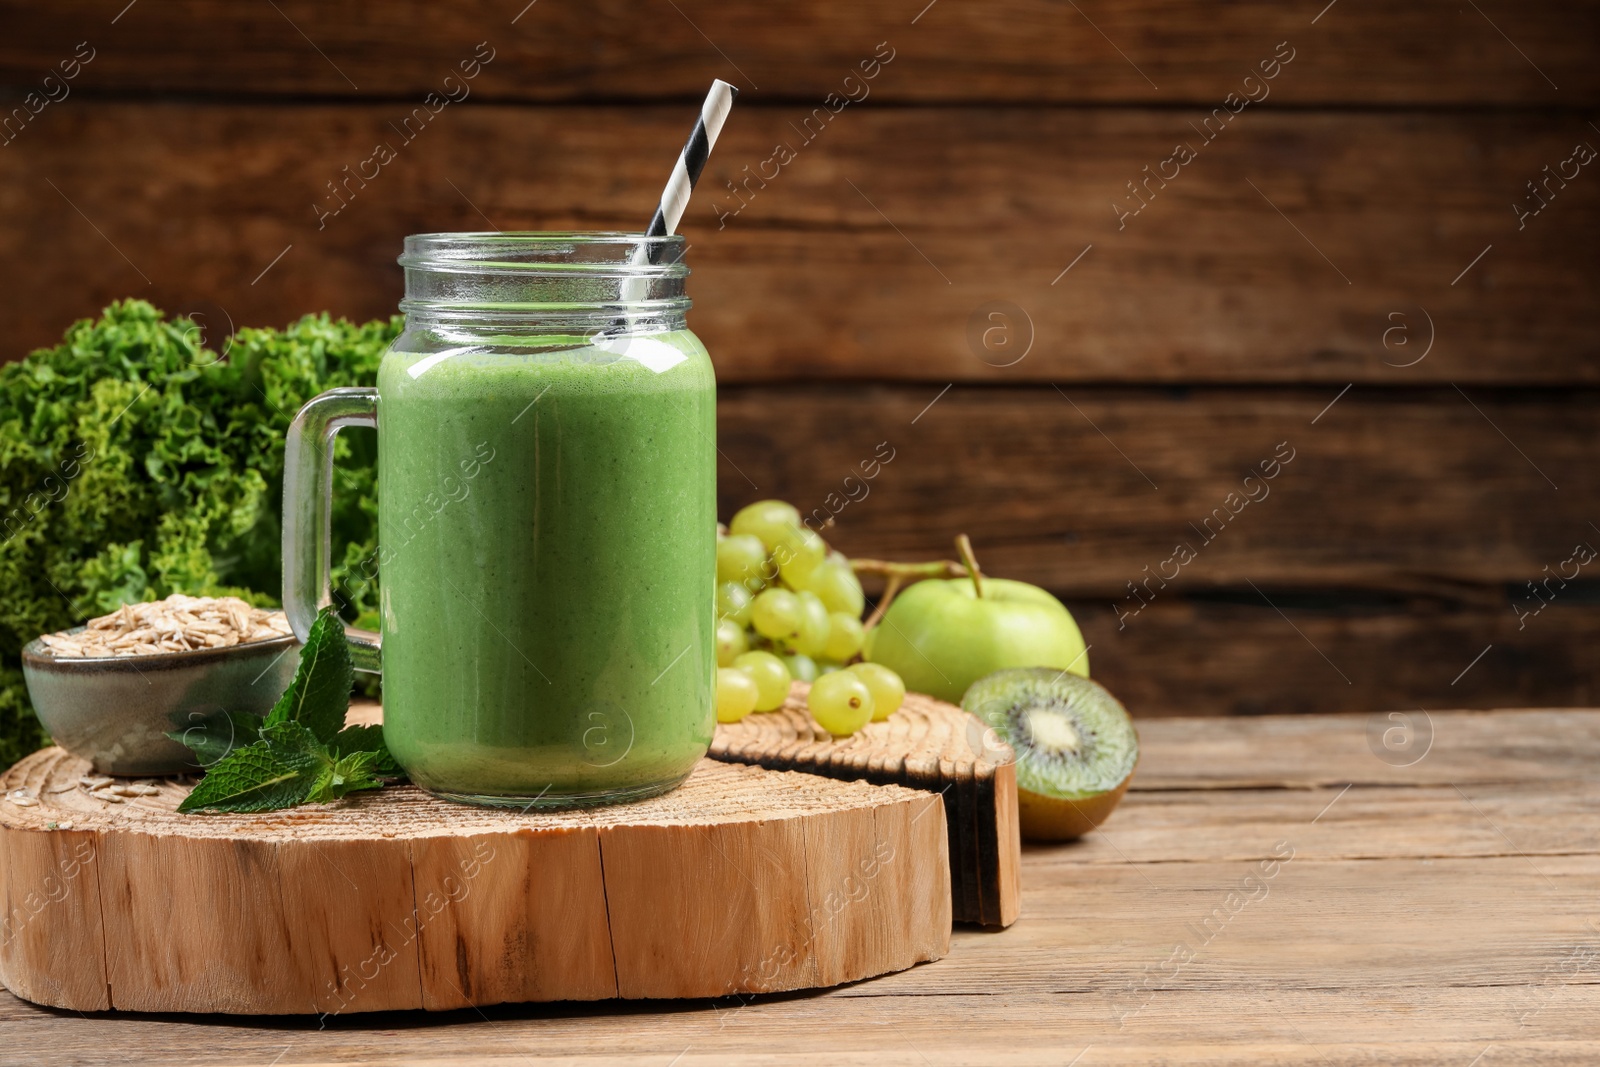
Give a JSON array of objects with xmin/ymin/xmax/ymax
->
[{"xmin": 866, "ymin": 577, "xmax": 1088, "ymax": 704}]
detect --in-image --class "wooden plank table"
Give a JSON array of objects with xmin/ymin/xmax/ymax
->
[{"xmin": 5, "ymin": 708, "xmax": 1597, "ymax": 1065}]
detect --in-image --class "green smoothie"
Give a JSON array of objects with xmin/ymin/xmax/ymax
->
[{"xmin": 375, "ymin": 334, "xmax": 716, "ymax": 804}]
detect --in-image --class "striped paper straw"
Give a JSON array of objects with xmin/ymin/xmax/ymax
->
[{"xmin": 645, "ymin": 78, "xmax": 739, "ymax": 242}]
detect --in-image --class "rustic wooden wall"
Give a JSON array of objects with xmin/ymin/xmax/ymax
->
[{"xmin": 1, "ymin": 1, "xmax": 1595, "ymax": 715}]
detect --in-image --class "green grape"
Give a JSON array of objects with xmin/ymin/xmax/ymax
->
[
  {"xmin": 733, "ymin": 650, "xmax": 791, "ymax": 711},
  {"xmin": 777, "ymin": 536, "xmax": 826, "ymax": 588},
  {"xmin": 750, "ymin": 587, "xmax": 803, "ymax": 642},
  {"xmin": 716, "ymin": 581, "xmax": 754, "ymax": 626},
  {"xmin": 716, "ymin": 667, "xmax": 760, "ymax": 723},
  {"xmin": 807, "ymin": 671, "xmax": 875, "ymax": 736},
  {"xmin": 823, "ymin": 612, "xmax": 865, "ymax": 662},
  {"xmin": 730, "ymin": 499, "xmax": 804, "ymax": 551},
  {"xmin": 815, "ymin": 661, "xmax": 844, "ymax": 675},
  {"xmin": 792, "ymin": 591, "xmax": 831, "ymax": 657},
  {"xmin": 773, "ymin": 526, "xmax": 827, "ymax": 588},
  {"xmin": 807, "ymin": 557, "xmax": 866, "ymax": 617},
  {"xmin": 782, "ymin": 653, "xmax": 818, "ymax": 682},
  {"xmin": 848, "ymin": 662, "xmax": 906, "ymax": 722},
  {"xmin": 715, "ymin": 618, "xmax": 748, "ymax": 667},
  {"xmin": 716, "ymin": 533, "xmax": 768, "ymax": 587}
]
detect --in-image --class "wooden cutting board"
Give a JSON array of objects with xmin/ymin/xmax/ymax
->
[
  {"xmin": 0, "ymin": 748, "xmax": 950, "ymax": 1015},
  {"xmin": 713, "ymin": 686, "xmax": 1021, "ymax": 928},
  {"xmin": 351, "ymin": 691, "xmax": 1021, "ymax": 926}
]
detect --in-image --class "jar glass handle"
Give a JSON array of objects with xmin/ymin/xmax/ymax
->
[{"xmin": 282, "ymin": 387, "xmax": 381, "ymax": 673}]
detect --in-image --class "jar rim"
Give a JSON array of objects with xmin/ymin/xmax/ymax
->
[
  {"xmin": 397, "ymin": 231, "xmax": 690, "ymax": 329},
  {"xmin": 400, "ymin": 231, "xmax": 688, "ymax": 275},
  {"xmin": 406, "ymin": 230, "xmax": 682, "ymax": 243}
]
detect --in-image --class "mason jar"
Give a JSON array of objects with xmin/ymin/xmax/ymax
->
[{"xmin": 284, "ymin": 233, "xmax": 716, "ymax": 807}]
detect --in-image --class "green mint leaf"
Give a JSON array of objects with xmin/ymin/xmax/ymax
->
[
  {"xmin": 263, "ymin": 606, "xmax": 353, "ymax": 744},
  {"xmin": 259, "ymin": 719, "xmax": 326, "ymax": 753},
  {"xmin": 304, "ymin": 765, "xmax": 337, "ymax": 805},
  {"xmin": 179, "ymin": 721, "xmax": 391, "ymax": 814},
  {"xmin": 176, "ymin": 721, "xmax": 325, "ymax": 813},
  {"xmin": 306, "ymin": 749, "xmax": 384, "ymax": 804},
  {"xmin": 167, "ymin": 709, "xmax": 264, "ymax": 768},
  {"xmin": 330, "ymin": 723, "xmax": 403, "ymax": 777}
]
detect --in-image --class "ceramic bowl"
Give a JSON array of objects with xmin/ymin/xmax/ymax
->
[{"xmin": 21, "ymin": 628, "xmax": 300, "ymax": 776}]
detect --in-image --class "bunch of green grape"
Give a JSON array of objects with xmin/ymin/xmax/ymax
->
[{"xmin": 714, "ymin": 500, "xmax": 906, "ymax": 736}]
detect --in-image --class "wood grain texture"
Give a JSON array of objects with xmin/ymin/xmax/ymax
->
[
  {"xmin": 0, "ymin": 751, "xmax": 950, "ymax": 1013},
  {"xmin": 0, "ymin": 827, "xmax": 107, "ymax": 1011},
  {"xmin": 0, "ymin": 104, "xmax": 1593, "ymax": 384},
  {"xmin": 1075, "ymin": 595, "xmax": 1600, "ymax": 717},
  {"xmin": 1064, "ymin": 779, "xmax": 1600, "ymax": 864},
  {"xmin": 96, "ymin": 832, "xmax": 298, "ymax": 1013},
  {"xmin": 277, "ymin": 837, "xmax": 423, "ymax": 1014},
  {"xmin": 1, "ymin": 709, "xmax": 1595, "ymax": 1064},
  {"xmin": 718, "ymin": 385, "xmax": 1600, "ymax": 594},
  {"xmin": 0, "ymin": 1, "xmax": 1592, "ymax": 104},
  {"xmin": 1130, "ymin": 708, "xmax": 1600, "ymax": 788},
  {"xmin": 409, "ymin": 830, "xmax": 616, "ymax": 1010},
  {"xmin": 711, "ymin": 685, "xmax": 1021, "ymax": 927}
]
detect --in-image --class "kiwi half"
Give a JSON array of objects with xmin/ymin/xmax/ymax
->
[{"xmin": 962, "ymin": 668, "xmax": 1138, "ymax": 841}]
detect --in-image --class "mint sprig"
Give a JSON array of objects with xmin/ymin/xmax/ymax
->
[{"xmin": 172, "ymin": 607, "xmax": 399, "ymax": 814}]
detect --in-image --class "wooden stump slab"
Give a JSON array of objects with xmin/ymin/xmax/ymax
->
[
  {"xmin": 0, "ymin": 749, "xmax": 950, "ymax": 1015},
  {"xmin": 711, "ymin": 686, "xmax": 1021, "ymax": 928}
]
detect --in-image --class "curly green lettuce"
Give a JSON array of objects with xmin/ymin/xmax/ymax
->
[{"xmin": 0, "ymin": 299, "xmax": 399, "ymax": 766}]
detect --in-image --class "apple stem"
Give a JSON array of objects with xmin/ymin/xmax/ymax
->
[{"xmin": 955, "ymin": 534, "xmax": 985, "ymax": 598}]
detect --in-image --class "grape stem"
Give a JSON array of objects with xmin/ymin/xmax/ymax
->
[
  {"xmin": 955, "ymin": 533, "xmax": 984, "ymax": 598},
  {"xmin": 860, "ymin": 573, "xmax": 903, "ymax": 631},
  {"xmin": 848, "ymin": 559, "xmax": 967, "ymax": 580},
  {"xmin": 851, "ymin": 551, "xmax": 977, "ymax": 630}
]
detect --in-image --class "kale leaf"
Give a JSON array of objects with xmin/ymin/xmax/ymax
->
[{"xmin": 0, "ymin": 299, "xmax": 399, "ymax": 766}]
